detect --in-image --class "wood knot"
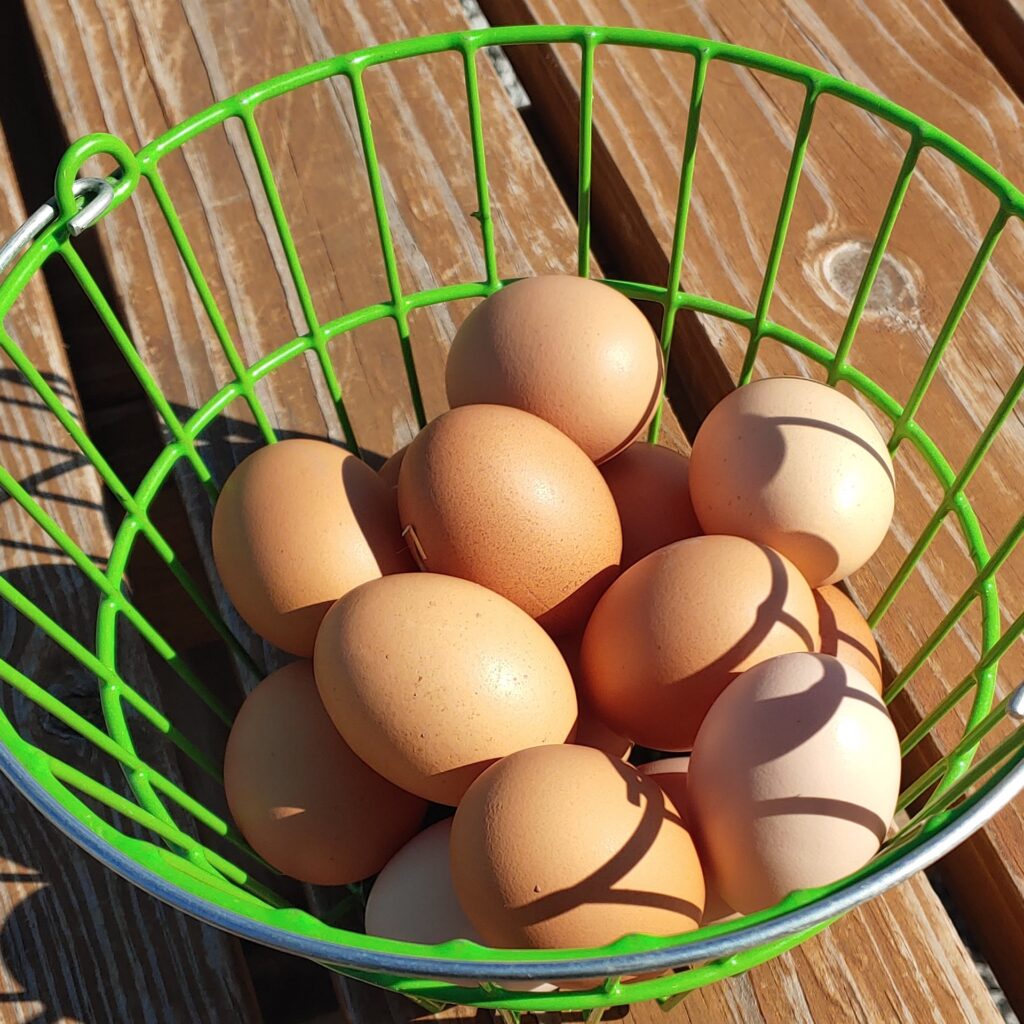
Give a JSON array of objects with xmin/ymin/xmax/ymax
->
[{"xmin": 816, "ymin": 240, "xmax": 920, "ymax": 329}]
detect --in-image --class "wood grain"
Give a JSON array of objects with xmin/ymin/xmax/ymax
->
[
  {"xmin": 945, "ymin": 0, "xmax": 1024, "ymax": 100},
  {"xmin": 11, "ymin": 0, "xmax": 1005, "ymax": 1022},
  {"xmin": 479, "ymin": 0, "xmax": 1024, "ymax": 1013},
  {"xmin": 0, "ymin": 120, "xmax": 259, "ymax": 1023}
]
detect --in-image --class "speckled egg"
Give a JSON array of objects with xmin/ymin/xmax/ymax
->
[
  {"xmin": 451, "ymin": 744, "xmax": 704, "ymax": 948},
  {"xmin": 599, "ymin": 442, "xmax": 701, "ymax": 568},
  {"xmin": 314, "ymin": 573, "xmax": 578, "ymax": 805},
  {"xmin": 224, "ymin": 660, "xmax": 426, "ymax": 885},
  {"xmin": 689, "ymin": 377, "xmax": 895, "ymax": 587},
  {"xmin": 212, "ymin": 439, "xmax": 410, "ymax": 655},
  {"xmin": 398, "ymin": 405, "xmax": 622, "ymax": 635},
  {"xmin": 816, "ymin": 585, "xmax": 884, "ymax": 693},
  {"xmin": 689, "ymin": 652, "xmax": 900, "ymax": 914},
  {"xmin": 445, "ymin": 276, "xmax": 664, "ymax": 463},
  {"xmin": 581, "ymin": 535, "xmax": 819, "ymax": 750}
]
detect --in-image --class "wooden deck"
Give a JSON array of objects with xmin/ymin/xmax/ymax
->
[{"xmin": 0, "ymin": 1, "xmax": 1021, "ymax": 1021}]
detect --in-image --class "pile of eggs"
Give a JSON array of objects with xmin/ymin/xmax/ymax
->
[{"xmin": 214, "ymin": 275, "xmax": 901, "ymax": 961}]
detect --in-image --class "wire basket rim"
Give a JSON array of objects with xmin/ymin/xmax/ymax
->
[{"xmin": 1, "ymin": 22, "xmax": 1023, "ymax": 1008}]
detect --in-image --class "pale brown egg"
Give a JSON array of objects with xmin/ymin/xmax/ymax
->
[
  {"xmin": 314, "ymin": 573, "xmax": 578, "ymax": 805},
  {"xmin": 581, "ymin": 535, "xmax": 819, "ymax": 750},
  {"xmin": 638, "ymin": 758, "xmax": 740, "ymax": 926},
  {"xmin": 445, "ymin": 276, "xmax": 664, "ymax": 463},
  {"xmin": 365, "ymin": 818, "xmax": 558, "ymax": 993},
  {"xmin": 599, "ymin": 442, "xmax": 701, "ymax": 568},
  {"xmin": 224, "ymin": 661, "xmax": 425, "ymax": 885},
  {"xmin": 555, "ymin": 632, "xmax": 633, "ymax": 761},
  {"xmin": 398, "ymin": 405, "xmax": 622, "ymax": 635},
  {"xmin": 212, "ymin": 439, "xmax": 410, "ymax": 655},
  {"xmin": 451, "ymin": 745, "xmax": 704, "ymax": 949},
  {"xmin": 689, "ymin": 652, "xmax": 900, "ymax": 914},
  {"xmin": 816, "ymin": 585, "xmax": 884, "ymax": 694},
  {"xmin": 365, "ymin": 818, "xmax": 478, "ymax": 945},
  {"xmin": 689, "ymin": 377, "xmax": 895, "ymax": 587}
]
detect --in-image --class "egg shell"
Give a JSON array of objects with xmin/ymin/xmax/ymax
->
[
  {"xmin": 224, "ymin": 660, "xmax": 426, "ymax": 885},
  {"xmin": 398, "ymin": 405, "xmax": 622, "ymax": 635},
  {"xmin": 599, "ymin": 443, "xmax": 701, "ymax": 568},
  {"xmin": 581, "ymin": 535, "xmax": 819, "ymax": 750},
  {"xmin": 638, "ymin": 758, "xmax": 740, "ymax": 926},
  {"xmin": 445, "ymin": 276, "xmax": 664, "ymax": 463},
  {"xmin": 689, "ymin": 377, "xmax": 895, "ymax": 587},
  {"xmin": 689, "ymin": 652, "xmax": 901, "ymax": 914},
  {"xmin": 366, "ymin": 818, "xmax": 478, "ymax": 945},
  {"xmin": 365, "ymin": 818, "xmax": 558, "ymax": 992},
  {"xmin": 212, "ymin": 439, "xmax": 410, "ymax": 655},
  {"xmin": 555, "ymin": 632, "xmax": 633, "ymax": 761},
  {"xmin": 450, "ymin": 744, "xmax": 704, "ymax": 949},
  {"xmin": 815, "ymin": 585, "xmax": 884, "ymax": 694},
  {"xmin": 639, "ymin": 757, "xmax": 691, "ymax": 827},
  {"xmin": 378, "ymin": 445, "xmax": 407, "ymax": 493},
  {"xmin": 314, "ymin": 573, "xmax": 579, "ymax": 805}
]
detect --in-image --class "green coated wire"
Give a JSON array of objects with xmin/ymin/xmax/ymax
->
[
  {"xmin": 577, "ymin": 33, "xmax": 597, "ymax": 278},
  {"xmin": 142, "ymin": 166, "xmax": 279, "ymax": 448},
  {"xmin": 461, "ymin": 45, "xmax": 500, "ymax": 290},
  {"xmin": 236, "ymin": 111, "xmax": 359, "ymax": 450},
  {"xmin": 738, "ymin": 85, "xmax": 818, "ymax": 385},
  {"xmin": 348, "ymin": 67, "xmax": 427, "ymax": 429},
  {"xmin": 649, "ymin": 50, "xmax": 709, "ymax": 441},
  {"xmin": 828, "ymin": 140, "xmax": 922, "ymax": 384}
]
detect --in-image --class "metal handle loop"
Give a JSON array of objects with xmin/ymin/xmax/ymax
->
[{"xmin": 0, "ymin": 176, "xmax": 114, "ymax": 276}]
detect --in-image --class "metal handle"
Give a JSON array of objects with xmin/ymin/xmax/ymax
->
[{"xmin": 0, "ymin": 176, "xmax": 114, "ymax": 275}]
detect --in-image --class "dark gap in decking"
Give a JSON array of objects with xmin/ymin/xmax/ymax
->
[{"xmin": 944, "ymin": 0, "xmax": 1024, "ymax": 102}]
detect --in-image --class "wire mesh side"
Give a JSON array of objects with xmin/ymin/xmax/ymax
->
[{"xmin": 0, "ymin": 24, "xmax": 1022, "ymax": 1012}]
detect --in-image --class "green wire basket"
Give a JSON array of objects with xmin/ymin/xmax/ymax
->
[{"xmin": 2, "ymin": 24, "xmax": 1024, "ymax": 1017}]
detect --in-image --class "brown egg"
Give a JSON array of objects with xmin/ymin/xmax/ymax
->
[
  {"xmin": 599, "ymin": 443, "xmax": 701, "ymax": 568},
  {"xmin": 689, "ymin": 377, "xmax": 895, "ymax": 587},
  {"xmin": 446, "ymin": 276, "xmax": 664, "ymax": 463},
  {"xmin": 314, "ymin": 573, "xmax": 578, "ymax": 805},
  {"xmin": 581, "ymin": 535, "xmax": 819, "ymax": 750},
  {"xmin": 689, "ymin": 652, "xmax": 900, "ymax": 914},
  {"xmin": 638, "ymin": 758, "xmax": 740, "ymax": 926},
  {"xmin": 212, "ymin": 439, "xmax": 410, "ymax": 655},
  {"xmin": 451, "ymin": 745, "xmax": 704, "ymax": 948},
  {"xmin": 816, "ymin": 585, "xmax": 884, "ymax": 693},
  {"xmin": 398, "ymin": 405, "xmax": 622, "ymax": 635},
  {"xmin": 365, "ymin": 818, "xmax": 478, "ymax": 945},
  {"xmin": 378, "ymin": 445, "xmax": 407, "ymax": 493},
  {"xmin": 224, "ymin": 661, "xmax": 425, "ymax": 885}
]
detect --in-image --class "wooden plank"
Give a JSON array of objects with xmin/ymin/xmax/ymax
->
[
  {"xmin": 0, "ymin": 119, "xmax": 260, "ymax": 1022},
  {"xmin": 477, "ymin": 0, "xmax": 1024, "ymax": 1013},
  {"xmin": 945, "ymin": 0, "xmax": 1024, "ymax": 100},
  {"xmin": 15, "ymin": 1, "xmax": 1001, "ymax": 1023}
]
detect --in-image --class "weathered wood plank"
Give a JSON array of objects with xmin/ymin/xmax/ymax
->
[
  {"xmin": 479, "ymin": 0, "xmax": 1024, "ymax": 1013},
  {"xmin": 0, "ymin": 118, "xmax": 260, "ymax": 1023},
  {"xmin": 16, "ymin": 1, "xmax": 1001, "ymax": 1022},
  {"xmin": 945, "ymin": 0, "xmax": 1024, "ymax": 101}
]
